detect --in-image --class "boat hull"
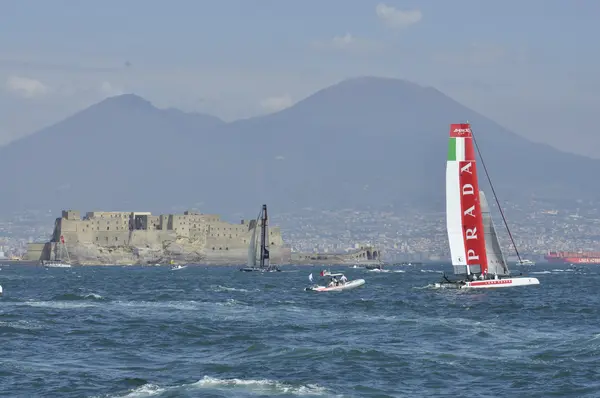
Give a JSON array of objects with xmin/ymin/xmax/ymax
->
[
  {"xmin": 44, "ymin": 263, "xmax": 72, "ymax": 268},
  {"xmin": 305, "ymin": 279, "xmax": 365, "ymax": 292},
  {"xmin": 240, "ymin": 267, "xmax": 281, "ymax": 272},
  {"xmin": 434, "ymin": 277, "xmax": 540, "ymax": 289},
  {"xmin": 545, "ymin": 257, "xmax": 600, "ymax": 264}
]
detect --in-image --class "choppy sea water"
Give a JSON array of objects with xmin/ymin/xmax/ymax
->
[{"xmin": 0, "ymin": 263, "xmax": 598, "ymax": 397}]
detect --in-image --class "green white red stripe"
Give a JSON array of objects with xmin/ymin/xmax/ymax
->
[{"xmin": 447, "ymin": 137, "xmax": 466, "ymax": 161}]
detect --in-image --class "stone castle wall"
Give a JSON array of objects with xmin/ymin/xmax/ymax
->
[
  {"xmin": 291, "ymin": 245, "xmax": 381, "ymax": 265},
  {"xmin": 28, "ymin": 209, "xmax": 288, "ymax": 265}
]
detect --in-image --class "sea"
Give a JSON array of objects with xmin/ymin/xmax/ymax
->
[{"xmin": 0, "ymin": 262, "xmax": 598, "ymax": 398}]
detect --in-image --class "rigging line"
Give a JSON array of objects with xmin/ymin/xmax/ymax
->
[{"xmin": 470, "ymin": 127, "xmax": 522, "ymax": 263}]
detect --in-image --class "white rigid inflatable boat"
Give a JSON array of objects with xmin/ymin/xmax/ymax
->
[{"xmin": 305, "ymin": 271, "xmax": 365, "ymax": 292}]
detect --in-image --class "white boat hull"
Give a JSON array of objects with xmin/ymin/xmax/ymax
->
[
  {"xmin": 434, "ymin": 277, "xmax": 540, "ymax": 289},
  {"xmin": 44, "ymin": 263, "xmax": 72, "ymax": 268},
  {"xmin": 305, "ymin": 279, "xmax": 365, "ymax": 292}
]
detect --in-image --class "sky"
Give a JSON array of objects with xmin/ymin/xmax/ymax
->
[{"xmin": 0, "ymin": 0, "xmax": 598, "ymax": 157}]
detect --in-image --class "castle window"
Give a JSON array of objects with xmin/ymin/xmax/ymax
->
[
  {"xmin": 271, "ymin": 242, "xmax": 274, "ymax": 245},
  {"xmin": 212, "ymin": 247, "xmax": 215, "ymax": 250},
  {"xmin": 219, "ymin": 247, "xmax": 222, "ymax": 250},
  {"xmin": 225, "ymin": 247, "xmax": 229, "ymax": 250},
  {"xmin": 107, "ymin": 227, "xmax": 110, "ymax": 230},
  {"xmin": 96, "ymin": 237, "xmax": 99, "ymax": 241},
  {"xmin": 115, "ymin": 237, "xmax": 118, "ymax": 241}
]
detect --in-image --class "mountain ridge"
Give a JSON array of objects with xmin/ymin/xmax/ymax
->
[{"xmin": 0, "ymin": 76, "xmax": 597, "ymax": 216}]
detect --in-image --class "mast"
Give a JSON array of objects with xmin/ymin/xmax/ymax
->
[{"xmin": 259, "ymin": 204, "xmax": 270, "ymax": 268}]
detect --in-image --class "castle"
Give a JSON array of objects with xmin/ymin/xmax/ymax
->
[{"xmin": 25, "ymin": 209, "xmax": 290, "ymax": 265}]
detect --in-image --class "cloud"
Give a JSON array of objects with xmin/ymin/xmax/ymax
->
[
  {"xmin": 100, "ymin": 81, "xmax": 125, "ymax": 96},
  {"xmin": 375, "ymin": 3, "xmax": 422, "ymax": 29},
  {"xmin": 275, "ymin": 155, "xmax": 285, "ymax": 161},
  {"xmin": 312, "ymin": 33, "xmax": 384, "ymax": 54},
  {"xmin": 5, "ymin": 76, "xmax": 49, "ymax": 98},
  {"xmin": 259, "ymin": 94, "xmax": 294, "ymax": 112}
]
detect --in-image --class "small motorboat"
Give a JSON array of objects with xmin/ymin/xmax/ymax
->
[
  {"xmin": 171, "ymin": 265, "xmax": 187, "ymax": 271},
  {"xmin": 305, "ymin": 271, "xmax": 365, "ymax": 292}
]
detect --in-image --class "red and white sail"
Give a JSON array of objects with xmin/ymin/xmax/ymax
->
[{"xmin": 446, "ymin": 123, "xmax": 488, "ymax": 276}]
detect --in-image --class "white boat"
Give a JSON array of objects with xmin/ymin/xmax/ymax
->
[
  {"xmin": 42, "ymin": 235, "xmax": 72, "ymax": 268},
  {"xmin": 42, "ymin": 261, "xmax": 72, "ymax": 268},
  {"xmin": 305, "ymin": 271, "xmax": 365, "ymax": 292},
  {"xmin": 240, "ymin": 204, "xmax": 281, "ymax": 273},
  {"xmin": 0, "ymin": 284, "xmax": 3, "ymax": 296},
  {"xmin": 436, "ymin": 122, "xmax": 539, "ymax": 289},
  {"xmin": 516, "ymin": 259, "xmax": 535, "ymax": 266},
  {"xmin": 171, "ymin": 265, "xmax": 187, "ymax": 271}
]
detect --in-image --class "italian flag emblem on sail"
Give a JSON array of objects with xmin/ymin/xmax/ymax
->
[{"xmin": 447, "ymin": 137, "xmax": 466, "ymax": 162}]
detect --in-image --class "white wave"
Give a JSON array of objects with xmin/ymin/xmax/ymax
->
[
  {"xmin": 393, "ymin": 270, "xmax": 406, "ymax": 273},
  {"xmin": 420, "ymin": 269, "xmax": 443, "ymax": 273},
  {"xmin": 0, "ymin": 320, "xmax": 44, "ymax": 330},
  {"xmin": 119, "ymin": 383, "xmax": 164, "ymax": 397},
  {"xmin": 530, "ymin": 271, "xmax": 551, "ymax": 274},
  {"xmin": 21, "ymin": 300, "xmax": 97, "ymax": 309},
  {"xmin": 194, "ymin": 376, "xmax": 332, "ymax": 396},
  {"xmin": 111, "ymin": 377, "xmax": 333, "ymax": 397},
  {"xmin": 210, "ymin": 284, "xmax": 258, "ymax": 293},
  {"xmin": 551, "ymin": 269, "xmax": 575, "ymax": 272}
]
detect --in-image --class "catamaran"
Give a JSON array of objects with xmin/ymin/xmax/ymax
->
[
  {"xmin": 305, "ymin": 270, "xmax": 365, "ymax": 292},
  {"xmin": 42, "ymin": 235, "xmax": 72, "ymax": 268},
  {"xmin": 436, "ymin": 122, "xmax": 540, "ymax": 289},
  {"xmin": 240, "ymin": 204, "xmax": 281, "ymax": 272}
]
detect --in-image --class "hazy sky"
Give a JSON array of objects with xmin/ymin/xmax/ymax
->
[{"xmin": 1, "ymin": 0, "xmax": 598, "ymax": 157}]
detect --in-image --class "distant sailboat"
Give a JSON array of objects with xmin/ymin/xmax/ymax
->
[
  {"xmin": 240, "ymin": 204, "xmax": 281, "ymax": 272},
  {"xmin": 42, "ymin": 235, "xmax": 72, "ymax": 268},
  {"xmin": 436, "ymin": 122, "xmax": 539, "ymax": 289}
]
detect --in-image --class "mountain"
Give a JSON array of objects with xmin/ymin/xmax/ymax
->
[{"xmin": 0, "ymin": 77, "xmax": 598, "ymax": 217}]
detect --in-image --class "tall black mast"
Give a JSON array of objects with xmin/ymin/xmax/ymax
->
[{"xmin": 259, "ymin": 204, "xmax": 270, "ymax": 268}]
